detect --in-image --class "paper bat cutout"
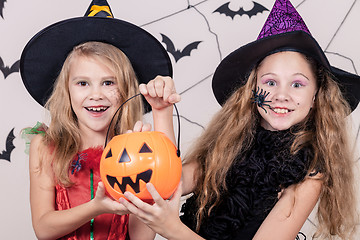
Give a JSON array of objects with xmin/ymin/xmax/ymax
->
[
  {"xmin": 0, "ymin": 128, "xmax": 15, "ymax": 162},
  {"xmin": 213, "ymin": 1, "xmax": 269, "ymax": 19},
  {"xmin": 0, "ymin": 0, "xmax": 6, "ymax": 19},
  {"xmin": 0, "ymin": 57, "xmax": 20, "ymax": 79},
  {"xmin": 160, "ymin": 33, "xmax": 202, "ymax": 62}
]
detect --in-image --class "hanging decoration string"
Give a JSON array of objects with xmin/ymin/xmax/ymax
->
[
  {"xmin": 104, "ymin": 93, "xmax": 181, "ymax": 157},
  {"xmin": 173, "ymin": 101, "xmax": 181, "ymax": 157}
]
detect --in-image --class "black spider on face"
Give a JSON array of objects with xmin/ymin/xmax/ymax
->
[{"xmin": 251, "ymin": 87, "xmax": 272, "ymax": 113}]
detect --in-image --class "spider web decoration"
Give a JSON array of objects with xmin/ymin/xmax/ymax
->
[{"xmin": 257, "ymin": 0, "xmax": 310, "ymax": 39}]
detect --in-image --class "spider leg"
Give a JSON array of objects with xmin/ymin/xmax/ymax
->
[
  {"xmin": 259, "ymin": 102, "xmax": 272, "ymax": 113},
  {"xmin": 264, "ymin": 91, "xmax": 270, "ymax": 98},
  {"xmin": 251, "ymin": 87, "xmax": 272, "ymax": 114},
  {"xmin": 252, "ymin": 87, "xmax": 259, "ymax": 96},
  {"xmin": 260, "ymin": 105, "xmax": 268, "ymax": 113},
  {"xmin": 259, "ymin": 88, "xmax": 264, "ymax": 96}
]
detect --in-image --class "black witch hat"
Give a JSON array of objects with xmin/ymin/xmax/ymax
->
[
  {"xmin": 20, "ymin": 0, "xmax": 172, "ymax": 112},
  {"xmin": 212, "ymin": 0, "xmax": 360, "ymax": 111}
]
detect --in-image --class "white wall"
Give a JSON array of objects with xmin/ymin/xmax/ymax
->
[{"xmin": 0, "ymin": 0, "xmax": 359, "ymax": 239}]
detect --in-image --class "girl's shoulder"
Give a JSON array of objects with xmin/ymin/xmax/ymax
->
[
  {"xmin": 29, "ymin": 133, "xmax": 55, "ymax": 161},
  {"xmin": 30, "ymin": 133, "xmax": 44, "ymax": 148},
  {"xmin": 25, "ymin": 122, "xmax": 52, "ymax": 164},
  {"xmin": 22, "ymin": 122, "xmax": 48, "ymax": 154},
  {"xmin": 28, "ymin": 132, "xmax": 53, "ymax": 175}
]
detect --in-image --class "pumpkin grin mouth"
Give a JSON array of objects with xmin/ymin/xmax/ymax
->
[{"xmin": 106, "ymin": 169, "xmax": 153, "ymax": 194}]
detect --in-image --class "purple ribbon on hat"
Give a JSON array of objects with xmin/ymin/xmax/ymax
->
[{"xmin": 257, "ymin": 0, "xmax": 311, "ymax": 40}]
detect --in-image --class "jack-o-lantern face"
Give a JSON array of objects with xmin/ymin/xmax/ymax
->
[{"xmin": 100, "ymin": 131, "xmax": 182, "ymax": 202}]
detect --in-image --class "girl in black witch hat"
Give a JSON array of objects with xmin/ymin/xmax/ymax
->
[
  {"xmin": 20, "ymin": 1, "xmax": 180, "ymax": 239},
  {"xmin": 120, "ymin": 0, "xmax": 360, "ymax": 239}
]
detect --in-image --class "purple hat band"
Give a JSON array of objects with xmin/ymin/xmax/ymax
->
[{"xmin": 257, "ymin": 0, "xmax": 310, "ymax": 40}]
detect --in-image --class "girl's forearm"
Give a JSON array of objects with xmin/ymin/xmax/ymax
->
[
  {"xmin": 152, "ymin": 105, "xmax": 176, "ymax": 144},
  {"xmin": 161, "ymin": 221, "xmax": 205, "ymax": 240},
  {"xmin": 32, "ymin": 199, "xmax": 101, "ymax": 240}
]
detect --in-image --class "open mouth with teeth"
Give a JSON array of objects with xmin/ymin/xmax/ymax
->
[
  {"xmin": 85, "ymin": 106, "xmax": 109, "ymax": 112},
  {"xmin": 272, "ymin": 108, "xmax": 293, "ymax": 114},
  {"xmin": 106, "ymin": 169, "xmax": 153, "ymax": 194}
]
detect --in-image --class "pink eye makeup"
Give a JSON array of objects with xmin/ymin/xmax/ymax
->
[
  {"xmin": 292, "ymin": 81, "xmax": 306, "ymax": 88},
  {"xmin": 260, "ymin": 77, "xmax": 276, "ymax": 85},
  {"xmin": 259, "ymin": 79, "xmax": 276, "ymax": 88},
  {"xmin": 292, "ymin": 76, "xmax": 310, "ymax": 87}
]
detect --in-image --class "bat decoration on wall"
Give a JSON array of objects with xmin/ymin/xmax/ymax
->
[
  {"xmin": 213, "ymin": 1, "xmax": 269, "ymax": 19},
  {"xmin": 0, "ymin": 57, "xmax": 20, "ymax": 79},
  {"xmin": 0, "ymin": 128, "xmax": 15, "ymax": 162},
  {"xmin": 160, "ymin": 33, "xmax": 202, "ymax": 62},
  {"xmin": 0, "ymin": 0, "xmax": 6, "ymax": 19}
]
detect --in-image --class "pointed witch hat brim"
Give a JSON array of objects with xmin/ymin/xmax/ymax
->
[
  {"xmin": 20, "ymin": 0, "xmax": 172, "ymax": 112},
  {"xmin": 212, "ymin": 0, "xmax": 360, "ymax": 111}
]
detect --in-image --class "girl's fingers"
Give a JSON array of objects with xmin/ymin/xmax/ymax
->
[
  {"xmin": 162, "ymin": 77, "xmax": 175, "ymax": 101},
  {"xmin": 142, "ymin": 76, "xmax": 177, "ymax": 103},
  {"xmin": 119, "ymin": 197, "xmax": 144, "ymax": 216},
  {"xmin": 123, "ymin": 191, "xmax": 153, "ymax": 213},
  {"xmin": 146, "ymin": 183, "xmax": 167, "ymax": 208},
  {"xmin": 154, "ymin": 77, "xmax": 166, "ymax": 98},
  {"xmin": 96, "ymin": 181, "xmax": 105, "ymax": 197},
  {"xmin": 170, "ymin": 181, "xmax": 182, "ymax": 204},
  {"xmin": 129, "ymin": 121, "xmax": 152, "ymax": 133},
  {"xmin": 133, "ymin": 121, "xmax": 143, "ymax": 132},
  {"xmin": 139, "ymin": 83, "xmax": 148, "ymax": 95},
  {"xmin": 141, "ymin": 123, "xmax": 152, "ymax": 132},
  {"xmin": 146, "ymin": 79, "xmax": 157, "ymax": 98},
  {"xmin": 168, "ymin": 93, "xmax": 181, "ymax": 104}
]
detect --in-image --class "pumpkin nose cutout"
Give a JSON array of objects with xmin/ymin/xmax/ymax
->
[{"xmin": 119, "ymin": 149, "xmax": 131, "ymax": 163}]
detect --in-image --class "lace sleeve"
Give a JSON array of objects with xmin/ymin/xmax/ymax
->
[{"xmin": 21, "ymin": 122, "xmax": 48, "ymax": 154}]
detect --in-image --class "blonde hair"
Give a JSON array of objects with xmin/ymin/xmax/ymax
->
[
  {"xmin": 312, "ymin": 71, "xmax": 357, "ymax": 239},
  {"xmin": 186, "ymin": 55, "xmax": 357, "ymax": 239},
  {"xmin": 186, "ymin": 69, "xmax": 259, "ymax": 229},
  {"xmin": 42, "ymin": 41, "xmax": 143, "ymax": 186}
]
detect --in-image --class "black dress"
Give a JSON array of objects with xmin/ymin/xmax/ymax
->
[{"xmin": 180, "ymin": 127, "xmax": 313, "ymax": 240}]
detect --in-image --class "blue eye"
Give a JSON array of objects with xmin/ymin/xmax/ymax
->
[
  {"xmin": 266, "ymin": 80, "xmax": 276, "ymax": 87},
  {"xmin": 292, "ymin": 82, "xmax": 303, "ymax": 88}
]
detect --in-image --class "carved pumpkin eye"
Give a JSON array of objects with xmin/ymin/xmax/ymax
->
[
  {"xmin": 105, "ymin": 149, "xmax": 112, "ymax": 158},
  {"xmin": 119, "ymin": 149, "xmax": 131, "ymax": 163},
  {"xmin": 139, "ymin": 143, "xmax": 152, "ymax": 153}
]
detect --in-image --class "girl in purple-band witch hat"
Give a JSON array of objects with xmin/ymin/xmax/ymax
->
[
  {"xmin": 120, "ymin": 0, "xmax": 360, "ymax": 239},
  {"xmin": 20, "ymin": 0, "xmax": 180, "ymax": 239}
]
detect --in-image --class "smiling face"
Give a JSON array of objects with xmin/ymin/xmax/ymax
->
[
  {"xmin": 68, "ymin": 55, "xmax": 121, "ymax": 137},
  {"xmin": 256, "ymin": 51, "xmax": 318, "ymax": 131}
]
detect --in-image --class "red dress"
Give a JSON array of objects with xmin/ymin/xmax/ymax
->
[{"xmin": 55, "ymin": 147, "xmax": 129, "ymax": 240}]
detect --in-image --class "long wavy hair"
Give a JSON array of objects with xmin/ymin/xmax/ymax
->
[
  {"xmin": 41, "ymin": 41, "xmax": 143, "ymax": 186},
  {"xmin": 185, "ymin": 54, "xmax": 357, "ymax": 239}
]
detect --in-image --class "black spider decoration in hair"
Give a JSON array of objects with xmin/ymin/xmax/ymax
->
[{"xmin": 251, "ymin": 87, "xmax": 272, "ymax": 113}]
